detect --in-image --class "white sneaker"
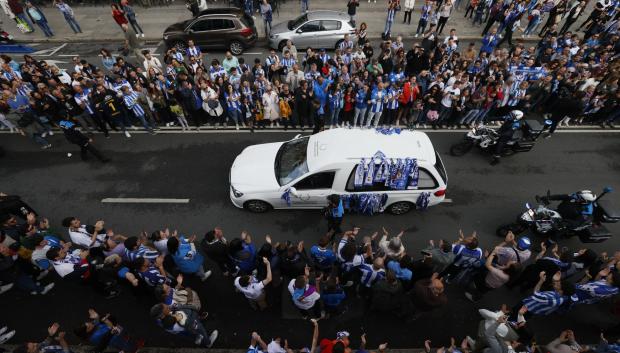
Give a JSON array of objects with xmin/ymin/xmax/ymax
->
[
  {"xmin": 141, "ymin": 33, "xmax": 145, "ymax": 38},
  {"xmin": 194, "ymin": 334, "xmax": 204, "ymax": 345},
  {"xmin": 42, "ymin": 132, "xmax": 48, "ymax": 138},
  {"xmin": 207, "ymin": 330, "xmax": 219, "ymax": 348},
  {"xmin": 201, "ymin": 270, "xmax": 212, "ymax": 282},
  {"xmin": 124, "ymin": 131, "xmax": 131, "ymax": 138},
  {"xmin": 48, "ymin": 130, "xmax": 54, "ymax": 136},
  {"xmin": 41, "ymin": 283, "xmax": 55, "ymax": 295},
  {"xmin": 0, "ymin": 327, "xmax": 7, "ymax": 335},
  {"xmin": 235, "ymin": 123, "xmax": 239, "ymax": 130},
  {"xmin": 0, "ymin": 283, "xmax": 13, "ymax": 295},
  {"xmin": 415, "ymin": 33, "xmax": 419, "ymax": 37},
  {"xmin": 0, "ymin": 330, "xmax": 15, "ymax": 344}
]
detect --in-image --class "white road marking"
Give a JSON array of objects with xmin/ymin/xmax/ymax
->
[
  {"xmin": 243, "ymin": 52, "xmax": 263, "ymax": 54},
  {"xmin": 101, "ymin": 198, "xmax": 190, "ymax": 203},
  {"xmin": 444, "ymin": 198, "xmax": 453, "ymax": 203},
  {"xmin": 57, "ymin": 54, "xmax": 80, "ymax": 57},
  {"xmin": 32, "ymin": 43, "xmax": 67, "ymax": 56},
  {"xmin": 40, "ymin": 59, "xmax": 68, "ymax": 66}
]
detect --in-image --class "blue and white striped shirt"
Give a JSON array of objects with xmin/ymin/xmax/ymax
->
[
  {"xmin": 369, "ymin": 88, "xmax": 386, "ymax": 112},
  {"xmin": 138, "ymin": 266, "xmax": 168, "ymax": 286},
  {"xmin": 124, "ymin": 244, "xmax": 159, "ymax": 262},
  {"xmin": 123, "ymin": 91, "xmax": 145, "ymax": 116},
  {"xmin": 386, "ymin": 88, "xmax": 400, "ymax": 110},
  {"xmin": 74, "ymin": 89, "xmax": 95, "ymax": 115},
  {"xmin": 225, "ymin": 90, "xmax": 242, "ymax": 111},
  {"xmin": 359, "ymin": 263, "xmax": 386, "ymax": 287},
  {"xmin": 452, "ymin": 244, "xmax": 483, "ymax": 268},
  {"xmin": 186, "ymin": 46, "xmax": 202, "ymax": 59},
  {"xmin": 522, "ymin": 290, "xmax": 566, "ymax": 316},
  {"xmin": 209, "ymin": 66, "xmax": 227, "ymax": 81},
  {"xmin": 171, "ymin": 51, "xmax": 184, "ymax": 63},
  {"xmin": 282, "ymin": 57, "xmax": 296, "ymax": 69}
]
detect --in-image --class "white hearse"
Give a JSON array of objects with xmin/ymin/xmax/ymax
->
[{"xmin": 229, "ymin": 129, "xmax": 448, "ymax": 214}]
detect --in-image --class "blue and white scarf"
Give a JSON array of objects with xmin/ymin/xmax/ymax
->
[
  {"xmin": 354, "ymin": 158, "xmax": 366, "ymax": 189},
  {"xmin": 417, "ymin": 192, "xmax": 431, "ymax": 210},
  {"xmin": 408, "ymin": 159, "xmax": 419, "ymax": 188}
]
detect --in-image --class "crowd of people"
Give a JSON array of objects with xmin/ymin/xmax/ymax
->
[
  {"xmin": 0, "ymin": 0, "xmax": 618, "ymax": 157},
  {"xmin": 2, "ymin": 192, "xmax": 620, "ymax": 352}
]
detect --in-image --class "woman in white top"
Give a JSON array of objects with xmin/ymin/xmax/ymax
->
[
  {"xmin": 200, "ymin": 82, "xmax": 224, "ymax": 126},
  {"xmin": 436, "ymin": 0, "xmax": 453, "ymax": 34},
  {"xmin": 261, "ymin": 84, "xmax": 280, "ymax": 127}
]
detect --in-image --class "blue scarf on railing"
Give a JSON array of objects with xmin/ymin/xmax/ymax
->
[
  {"xmin": 354, "ymin": 158, "xmax": 366, "ymax": 189},
  {"xmin": 409, "ymin": 159, "xmax": 419, "ymax": 188}
]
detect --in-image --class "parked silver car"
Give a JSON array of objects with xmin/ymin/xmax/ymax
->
[{"xmin": 268, "ymin": 11, "xmax": 357, "ymax": 51}]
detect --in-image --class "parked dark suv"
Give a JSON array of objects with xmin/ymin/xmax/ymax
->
[{"xmin": 163, "ymin": 8, "xmax": 257, "ymax": 55}]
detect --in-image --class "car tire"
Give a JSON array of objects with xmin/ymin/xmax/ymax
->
[
  {"xmin": 229, "ymin": 40, "xmax": 244, "ymax": 55},
  {"xmin": 335, "ymin": 39, "xmax": 344, "ymax": 50},
  {"xmin": 244, "ymin": 200, "xmax": 272, "ymax": 213},
  {"xmin": 388, "ymin": 201, "xmax": 413, "ymax": 215},
  {"xmin": 277, "ymin": 40, "xmax": 288, "ymax": 51},
  {"xmin": 170, "ymin": 40, "xmax": 187, "ymax": 51}
]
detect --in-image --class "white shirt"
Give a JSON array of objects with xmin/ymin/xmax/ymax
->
[
  {"xmin": 234, "ymin": 276, "xmax": 265, "ymax": 300},
  {"xmin": 441, "ymin": 86, "xmax": 460, "ymax": 107},
  {"xmin": 287, "ymin": 279, "xmax": 320, "ymax": 310},
  {"xmin": 68, "ymin": 225, "xmax": 106, "ymax": 248},
  {"xmin": 154, "ymin": 239, "xmax": 168, "ymax": 255}
]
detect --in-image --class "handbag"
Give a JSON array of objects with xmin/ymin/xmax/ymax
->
[
  {"xmin": 426, "ymin": 110, "xmax": 439, "ymax": 121},
  {"xmin": 395, "ymin": 4, "xmax": 402, "ymax": 11}
]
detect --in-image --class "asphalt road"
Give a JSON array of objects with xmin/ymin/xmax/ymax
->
[{"xmin": 1, "ymin": 130, "xmax": 620, "ymax": 348}]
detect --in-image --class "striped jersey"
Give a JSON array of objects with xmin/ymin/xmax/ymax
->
[
  {"xmin": 522, "ymin": 290, "xmax": 566, "ymax": 316},
  {"xmin": 124, "ymin": 244, "xmax": 159, "ymax": 262},
  {"xmin": 282, "ymin": 57, "xmax": 296, "ymax": 69},
  {"xmin": 369, "ymin": 88, "xmax": 386, "ymax": 112},
  {"xmin": 123, "ymin": 92, "xmax": 145, "ymax": 116},
  {"xmin": 171, "ymin": 51, "xmax": 184, "ymax": 62},
  {"xmin": 74, "ymin": 89, "xmax": 95, "ymax": 114},
  {"xmin": 359, "ymin": 263, "xmax": 386, "ymax": 287},
  {"xmin": 355, "ymin": 89, "xmax": 368, "ymax": 108},
  {"xmin": 452, "ymin": 244, "xmax": 483, "ymax": 268},
  {"xmin": 186, "ymin": 46, "xmax": 202, "ymax": 59},
  {"xmin": 225, "ymin": 90, "xmax": 242, "ymax": 110},
  {"xmin": 138, "ymin": 266, "xmax": 168, "ymax": 286},
  {"xmin": 210, "ymin": 66, "xmax": 227, "ymax": 81},
  {"xmin": 386, "ymin": 88, "xmax": 400, "ymax": 110}
]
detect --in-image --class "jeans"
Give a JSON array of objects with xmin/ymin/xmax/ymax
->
[
  {"xmin": 35, "ymin": 116, "xmax": 53, "ymax": 133},
  {"xmin": 460, "ymin": 109, "xmax": 480, "ymax": 124},
  {"xmin": 301, "ymin": 0, "xmax": 308, "ymax": 13},
  {"xmin": 228, "ymin": 108, "xmax": 240, "ymax": 124},
  {"xmin": 416, "ymin": 18, "xmax": 427, "ymax": 34},
  {"xmin": 128, "ymin": 17, "xmax": 144, "ymax": 34},
  {"xmin": 36, "ymin": 20, "xmax": 54, "ymax": 37},
  {"xmin": 32, "ymin": 133, "xmax": 49, "ymax": 146},
  {"xmin": 366, "ymin": 111, "xmax": 382, "ymax": 127},
  {"xmin": 437, "ymin": 16, "xmax": 449, "ymax": 33},
  {"xmin": 263, "ymin": 20, "xmax": 271, "ymax": 37},
  {"xmin": 134, "ymin": 114, "xmax": 155, "ymax": 131},
  {"xmin": 524, "ymin": 18, "xmax": 540, "ymax": 35},
  {"xmin": 353, "ymin": 107, "xmax": 367, "ymax": 127},
  {"xmin": 473, "ymin": 11, "xmax": 484, "ymax": 25},
  {"xmin": 328, "ymin": 106, "xmax": 341, "ymax": 126},
  {"xmin": 63, "ymin": 13, "xmax": 82, "ymax": 33},
  {"xmin": 383, "ymin": 19, "xmax": 393, "ymax": 35}
]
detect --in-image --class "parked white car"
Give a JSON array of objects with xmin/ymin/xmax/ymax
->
[{"xmin": 229, "ymin": 129, "xmax": 448, "ymax": 214}]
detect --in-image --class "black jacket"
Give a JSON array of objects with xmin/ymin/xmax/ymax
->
[{"xmin": 63, "ymin": 126, "xmax": 89, "ymax": 147}]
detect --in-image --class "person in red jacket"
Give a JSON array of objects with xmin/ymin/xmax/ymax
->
[
  {"xmin": 7, "ymin": 0, "xmax": 33, "ymax": 32},
  {"xmin": 110, "ymin": 4, "xmax": 128, "ymax": 29},
  {"xmin": 397, "ymin": 76, "xmax": 420, "ymax": 126}
]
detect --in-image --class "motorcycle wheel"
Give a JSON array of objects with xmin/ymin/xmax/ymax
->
[
  {"xmin": 450, "ymin": 141, "xmax": 474, "ymax": 156},
  {"xmin": 496, "ymin": 223, "xmax": 525, "ymax": 237}
]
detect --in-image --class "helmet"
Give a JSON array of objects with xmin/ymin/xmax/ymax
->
[
  {"xmin": 577, "ymin": 190, "xmax": 596, "ymax": 202},
  {"xmin": 510, "ymin": 110, "xmax": 524, "ymax": 120},
  {"xmin": 517, "ymin": 236, "xmax": 531, "ymax": 251}
]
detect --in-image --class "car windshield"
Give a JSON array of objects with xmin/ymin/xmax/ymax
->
[
  {"xmin": 288, "ymin": 14, "xmax": 308, "ymax": 30},
  {"xmin": 275, "ymin": 137, "xmax": 309, "ymax": 186}
]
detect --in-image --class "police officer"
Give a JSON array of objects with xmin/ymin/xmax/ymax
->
[
  {"xmin": 537, "ymin": 190, "xmax": 596, "ymax": 229},
  {"xmin": 490, "ymin": 110, "xmax": 524, "ymax": 165},
  {"xmin": 59, "ymin": 120, "xmax": 110, "ymax": 163},
  {"xmin": 325, "ymin": 194, "xmax": 344, "ymax": 240}
]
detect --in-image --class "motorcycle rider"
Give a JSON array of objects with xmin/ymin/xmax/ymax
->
[
  {"xmin": 490, "ymin": 110, "xmax": 525, "ymax": 165},
  {"xmin": 536, "ymin": 190, "xmax": 596, "ymax": 230}
]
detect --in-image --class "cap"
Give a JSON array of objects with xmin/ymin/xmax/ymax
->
[{"xmin": 336, "ymin": 331, "xmax": 350, "ymax": 340}]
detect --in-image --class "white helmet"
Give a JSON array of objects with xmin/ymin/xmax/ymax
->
[
  {"xmin": 510, "ymin": 110, "xmax": 524, "ymax": 120},
  {"xmin": 578, "ymin": 190, "xmax": 596, "ymax": 202}
]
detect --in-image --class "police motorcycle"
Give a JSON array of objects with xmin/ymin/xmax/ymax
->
[
  {"xmin": 496, "ymin": 188, "xmax": 620, "ymax": 243},
  {"xmin": 449, "ymin": 110, "xmax": 551, "ymax": 160}
]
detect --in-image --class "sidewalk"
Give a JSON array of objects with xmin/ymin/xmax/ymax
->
[{"xmin": 0, "ymin": 0, "xmax": 560, "ymax": 45}]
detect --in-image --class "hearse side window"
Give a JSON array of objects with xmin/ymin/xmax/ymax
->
[{"xmin": 345, "ymin": 165, "xmax": 438, "ymax": 192}]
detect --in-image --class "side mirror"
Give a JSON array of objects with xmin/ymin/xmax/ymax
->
[
  {"xmin": 525, "ymin": 202, "xmax": 532, "ymax": 209},
  {"xmin": 296, "ymin": 29, "xmax": 303, "ymax": 34},
  {"xmin": 187, "ymin": 29, "xmax": 194, "ymax": 33},
  {"xmin": 292, "ymin": 134, "xmax": 302, "ymax": 140},
  {"xmin": 544, "ymin": 119, "xmax": 553, "ymax": 126},
  {"xmin": 604, "ymin": 186, "xmax": 614, "ymax": 193},
  {"xmin": 289, "ymin": 187, "xmax": 299, "ymax": 197}
]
